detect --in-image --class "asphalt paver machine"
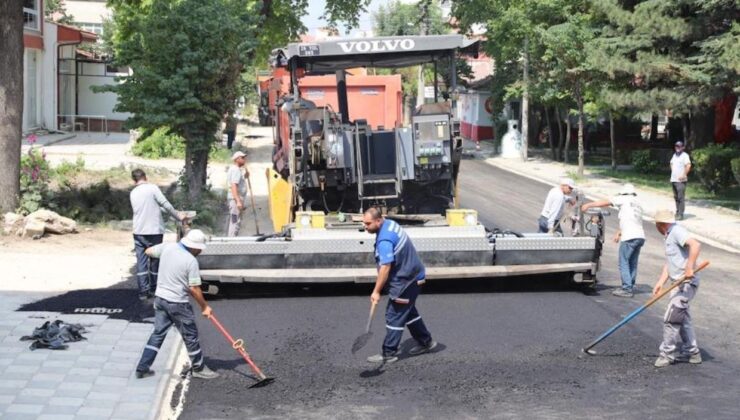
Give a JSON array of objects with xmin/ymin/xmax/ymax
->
[{"xmin": 196, "ymin": 35, "xmax": 605, "ymax": 290}]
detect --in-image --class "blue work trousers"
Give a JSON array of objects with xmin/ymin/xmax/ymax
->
[
  {"xmin": 383, "ymin": 282, "xmax": 432, "ymax": 356},
  {"xmin": 136, "ymin": 297, "xmax": 204, "ymax": 373},
  {"xmin": 133, "ymin": 234, "xmax": 163, "ymax": 298},
  {"xmin": 618, "ymin": 238, "xmax": 644, "ymax": 291}
]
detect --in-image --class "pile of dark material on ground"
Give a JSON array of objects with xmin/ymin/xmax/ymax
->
[{"xmin": 20, "ymin": 319, "xmax": 87, "ymax": 350}]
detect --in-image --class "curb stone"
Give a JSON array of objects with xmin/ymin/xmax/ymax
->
[{"xmin": 148, "ymin": 333, "xmax": 186, "ymax": 420}]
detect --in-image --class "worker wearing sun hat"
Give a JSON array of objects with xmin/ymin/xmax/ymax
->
[
  {"xmin": 582, "ymin": 183, "xmax": 645, "ymax": 298},
  {"xmin": 651, "ymin": 209, "xmax": 703, "ymax": 368},
  {"xmin": 538, "ymin": 177, "xmax": 576, "ymax": 235},
  {"xmin": 135, "ymin": 230, "xmax": 219, "ymax": 380}
]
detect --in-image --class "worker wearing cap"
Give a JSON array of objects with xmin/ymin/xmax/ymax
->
[
  {"xmin": 363, "ymin": 207, "xmax": 437, "ymax": 364},
  {"xmin": 670, "ymin": 141, "xmax": 691, "ymax": 220},
  {"xmin": 582, "ymin": 183, "xmax": 645, "ymax": 298},
  {"xmin": 652, "ymin": 209, "xmax": 702, "ymax": 368},
  {"xmin": 538, "ymin": 178, "xmax": 575, "ymax": 235},
  {"xmin": 135, "ymin": 229, "xmax": 219, "ymax": 380},
  {"xmin": 227, "ymin": 151, "xmax": 249, "ymax": 237},
  {"xmin": 130, "ymin": 168, "xmax": 185, "ymax": 300}
]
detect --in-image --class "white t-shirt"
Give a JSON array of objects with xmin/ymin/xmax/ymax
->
[
  {"xmin": 670, "ymin": 152, "xmax": 691, "ymax": 183},
  {"xmin": 610, "ymin": 194, "xmax": 645, "ymax": 242},
  {"xmin": 540, "ymin": 186, "xmax": 567, "ymax": 229}
]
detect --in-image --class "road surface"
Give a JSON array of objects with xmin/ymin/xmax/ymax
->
[{"xmin": 178, "ymin": 156, "xmax": 740, "ymax": 419}]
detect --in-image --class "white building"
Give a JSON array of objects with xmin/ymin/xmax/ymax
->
[{"xmin": 21, "ymin": 0, "xmax": 129, "ymax": 134}]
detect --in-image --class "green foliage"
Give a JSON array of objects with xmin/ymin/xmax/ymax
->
[
  {"xmin": 732, "ymin": 157, "xmax": 740, "ymax": 185},
  {"xmin": 44, "ymin": 0, "xmax": 75, "ymax": 24},
  {"xmin": 47, "ymin": 180, "xmax": 133, "ymax": 223},
  {"xmin": 692, "ymin": 144, "xmax": 740, "ymax": 193},
  {"xmin": 589, "ymin": 0, "xmax": 739, "ymax": 115},
  {"xmin": 132, "ymin": 127, "xmax": 186, "ymax": 159},
  {"xmin": 18, "ymin": 147, "xmax": 51, "ymax": 215},
  {"xmin": 52, "ymin": 157, "xmax": 86, "ymax": 186},
  {"xmin": 631, "ymin": 149, "xmax": 660, "ymax": 174}
]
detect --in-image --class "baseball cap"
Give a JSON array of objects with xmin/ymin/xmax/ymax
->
[
  {"xmin": 619, "ymin": 183, "xmax": 636, "ymax": 195},
  {"xmin": 560, "ymin": 178, "xmax": 576, "ymax": 189},
  {"xmin": 653, "ymin": 209, "xmax": 675, "ymax": 224},
  {"xmin": 181, "ymin": 229, "xmax": 207, "ymax": 250},
  {"xmin": 674, "ymin": 141, "xmax": 684, "ymax": 148},
  {"xmin": 232, "ymin": 151, "xmax": 247, "ymax": 160}
]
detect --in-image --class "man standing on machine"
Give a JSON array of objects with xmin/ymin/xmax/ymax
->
[{"xmin": 363, "ymin": 207, "xmax": 437, "ymax": 364}]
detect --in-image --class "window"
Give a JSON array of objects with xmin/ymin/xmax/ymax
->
[
  {"xmin": 23, "ymin": 0, "xmax": 40, "ymax": 31},
  {"xmin": 78, "ymin": 22, "xmax": 104, "ymax": 35}
]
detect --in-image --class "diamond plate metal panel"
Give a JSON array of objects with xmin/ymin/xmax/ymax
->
[
  {"xmin": 494, "ymin": 237, "xmax": 596, "ymax": 251},
  {"xmin": 201, "ymin": 241, "xmax": 289, "ymax": 255}
]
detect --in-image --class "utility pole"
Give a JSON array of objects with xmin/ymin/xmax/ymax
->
[
  {"xmin": 520, "ymin": 36, "xmax": 529, "ymax": 161},
  {"xmin": 416, "ymin": 1, "xmax": 429, "ymax": 108}
]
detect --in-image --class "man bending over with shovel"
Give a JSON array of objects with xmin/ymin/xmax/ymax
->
[
  {"xmin": 135, "ymin": 229, "xmax": 219, "ymax": 379},
  {"xmin": 652, "ymin": 210, "xmax": 702, "ymax": 368},
  {"xmin": 363, "ymin": 207, "xmax": 437, "ymax": 364}
]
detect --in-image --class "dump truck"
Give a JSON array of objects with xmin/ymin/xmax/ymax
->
[{"xmin": 196, "ymin": 35, "xmax": 606, "ymax": 291}]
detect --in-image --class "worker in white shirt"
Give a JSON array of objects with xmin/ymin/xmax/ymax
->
[
  {"xmin": 538, "ymin": 178, "xmax": 575, "ymax": 235},
  {"xmin": 581, "ymin": 183, "xmax": 646, "ymax": 297},
  {"xmin": 670, "ymin": 141, "xmax": 691, "ymax": 220}
]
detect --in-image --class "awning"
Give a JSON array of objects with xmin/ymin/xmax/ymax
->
[
  {"xmin": 272, "ymin": 34, "xmax": 480, "ymax": 72},
  {"xmin": 56, "ymin": 23, "xmax": 97, "ymax": 44}
]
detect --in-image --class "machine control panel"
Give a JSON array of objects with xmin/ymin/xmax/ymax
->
[{"xmin": 413, "ymin": 115, "xmax": 452, "ymax": 167}]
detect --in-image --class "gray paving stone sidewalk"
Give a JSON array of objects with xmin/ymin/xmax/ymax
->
[
  {"xmin": 464, "ymin": 139, "xmax": 740, "ymax": 253},
  {"xmin": 0, "ymin": 293, "xmax": 182, "ymax": 420}
]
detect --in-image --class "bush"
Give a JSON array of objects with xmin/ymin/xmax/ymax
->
[
  {"xmin": 631, "ymin": 150, "xmax": 660, "ymax": 174},
  {"xmin": 18, "ymin": 146, "xmax": 51, "ymax": 215},
  {"xmin": 132, "ymin": 127, "xmax": 186, "ymax": 159},
  {"xmin": 692, "ymin": 144, "xmax": 740, "ymax": 193},
  {"xmin": 52, "ymin": 156, "xmax": 86, "ymax": 186},
  {"xmin": 732, "ymin": 157, "xmax": 740, "ymax": 186},
  {"xmin": 132, "ymin": 127, "xmax": 232, "ymax": 161}
]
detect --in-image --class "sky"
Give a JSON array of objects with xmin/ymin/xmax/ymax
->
[{"xmin": 303, "ymin": 0, "xmax": 394, "ymax": 34}]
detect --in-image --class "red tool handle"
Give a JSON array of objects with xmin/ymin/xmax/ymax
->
[{"xmin": 208, "ymin": 314, "xmax": 267, "ymax": 380}]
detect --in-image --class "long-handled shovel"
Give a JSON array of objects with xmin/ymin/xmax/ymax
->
[
  {"xmin": 582, "ymin": 260, "xmax": 709, "ymax": 355},
  {"xmin": 351, "ymin": 301, "xmax": 378, "ymax": 354},
  {"xmin": 245, "ymin": 172, "xmax": 260, "ymax": 235},
  {"xmin": 207, "ymin": 313, "xmax": 274, "ymax": 388}
]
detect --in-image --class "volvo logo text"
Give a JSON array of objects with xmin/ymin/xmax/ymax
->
[{"xmin": 337, "ymin": 39, "xmax": 415, "ymax": 53}]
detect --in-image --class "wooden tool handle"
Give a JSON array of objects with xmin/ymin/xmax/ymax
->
[
  {"xmin": 647, "ymin": 260, "xmax": 710, "ymax": 306},
  {"xmin": 365, "ymin": 301, "xmax": 378, "ymax": 333}
]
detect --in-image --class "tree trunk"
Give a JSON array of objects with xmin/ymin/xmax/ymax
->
[
  {"xmin": 555, "ymin": 105, "xmax": 563, "ymax": 161},
  {"xmin": 564, "ymin": 111, "xmax": 572, "ymax": 164},
  {"xmin": 609, "ymin": 111, "xmax": 617, "ymax": 170},
  {"xmin": 545, "ymin": 106, "xmax": 555, "ymax": 160},
  {"xmin": 520, "ymin": 37, "xmax": 529, "ymax": 161},
  {"xmin": 682, "ymin": 115, "xmax": 690, "ymax": 144},
  {"xmin": 689, "ymin": 106, "xmax": 715, "ymax": 149},
  {"xmin": 577, "ymin": 94, "xmax": 585, "ymax": 177},
  {"xmin": 649, "ymin": 114, "xmax": 658, "ymax": 142},
  {"xmin": 185, "ymin": 139, "xmax": 210, "ymax": 203},
  {"xmin": 0, "ymin": 0, "xmax": 24, "ymax": 213}
]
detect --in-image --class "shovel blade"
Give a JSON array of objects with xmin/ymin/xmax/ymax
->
[
  {"xmin": 351, "ymin": 332, "xmax": 373, "ymax": 354},
  {"xmin": 249, "ymin": 377, "xmax": 275, "ymax": 388}
]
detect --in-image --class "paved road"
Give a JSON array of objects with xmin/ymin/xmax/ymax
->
[{"xmin": 180, "ymin": 158, "xmax": 740, "ymax": 419}]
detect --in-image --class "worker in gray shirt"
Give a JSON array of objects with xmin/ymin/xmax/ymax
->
[
  {"xmin": 130, "ymin": 169, "xmax": 184, "ymax": 300},
  {"xmin": 652, "ymin": 209, "xmax": 702, "ymax": 368},
  {"xmin": 135, "ymin": 229, "xmax": 219, "ymax": 380},
  {"xmin": 227, "ymin": 151, "xmax": 249, "ymax": 236}
]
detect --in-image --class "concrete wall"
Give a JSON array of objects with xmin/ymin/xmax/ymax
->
[
  {"xmin": 40, "ymin": 21, "xmax": 57, "ymax": 130},
  {"xmin": 78, "ymin": 62, "xmax": 130, "ymax": 122}
]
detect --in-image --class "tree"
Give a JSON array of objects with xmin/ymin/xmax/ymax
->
[
  {"xmin": 541, "ymin": 11, "xmax": 599, "ymax": 176},
  {"xmin": 590, "ymin": 0, "xmax": 740, "ymax": 148},
  {"xmin": 104, "ymin": 0, "xmax": 256, "ymax": 202},
  {"xmin": 452, "ymin": 0, "xmax": 581, "ymax": 161},
  {"xmin": 0, "ymin": 0, "xmax": 24, "ymax": 213},
  {"xmin": 45, "ymin": 0, "xmax": 75, "ymax": 25}
]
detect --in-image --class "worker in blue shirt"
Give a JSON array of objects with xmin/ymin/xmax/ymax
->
[{"xmin": 362, "ymin": 207, "xmax": 437, "ymax": 363}]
